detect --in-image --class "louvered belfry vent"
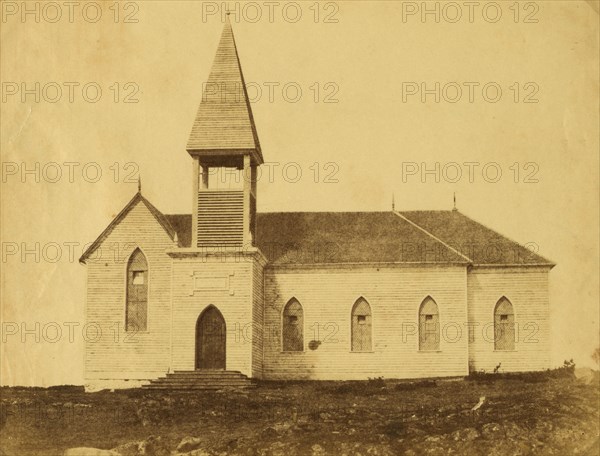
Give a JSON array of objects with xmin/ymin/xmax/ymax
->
[
  {"xmin": 197, "ymin": 190, "xmax": 244, "ymax": 246},
  {"xmin": 186, "ymin": 17, "xmax": 262, "ymax": 250}
]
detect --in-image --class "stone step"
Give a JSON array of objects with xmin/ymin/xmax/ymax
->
[
  {"xmin": 143, "ymin": 381, "xmax": 255, "ymax": 388},
  {"xmin": 144, "ymin": 383, "xmax": 254, "ymax": 389},
  {"xmin": 166, "ymin": 372, "xmax": 246, "ymax": 378},
  {"xmin": 150, "ymin": 378, "xmax": 251, "ymax": 384},
  {"xmin": 163, "ymin": 376, "xmax": 248, "ymax": 380},
  {"xmin": 142, "ymin": 385, "xmax": 254, "ymax": 390},
  {"xmin": 173, "ymin": 370, "xmax": 242, "ymax": 374},
  {"xmin": 141, "ymin": 370, "xmax": 255, "ymax": 390}
]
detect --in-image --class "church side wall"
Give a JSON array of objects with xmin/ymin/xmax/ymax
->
[
  {"xmin": 467, "ymin": 266, "xmax": 552, "ymax": 373},
  {"xmin": 262, "ymin": 265, "xmax": 469, "ymax": 380},
  {"xmin": 84, "ymin": 201, "xmax": 174, "ymax": 384}
]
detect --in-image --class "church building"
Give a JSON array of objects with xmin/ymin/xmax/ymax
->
[{"xmin": 79, "ymin": 20, "xmax": 554, "ymax": 390}]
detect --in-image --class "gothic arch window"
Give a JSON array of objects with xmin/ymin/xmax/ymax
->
[
  {"xmin": 282, "ymin": 298, "xmax": 303, "ymax": 351},
  {"xmin": 419, "ymin": 297, "xmax": 440, "ymax": 351},
  {"xmin": 494, "ymin": 297, "xmax": 515, "ymax": 350},
  {"xmin": 351, "ymin": 297, "xmax": 372, "ymax": 352},
  {"xmin": 126, "ymin": 248, "xmax": 148, "ymax": 331}
]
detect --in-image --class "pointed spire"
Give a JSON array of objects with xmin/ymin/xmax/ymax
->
[
  {"xmin": 187, "ymin": 19, "xmax": 263, "ymax": 164},
  {"xmin": 392, "ymin": 193, "xmax": 395, "ymax": 211},
  {"xmin": 138, "ymin": 175, "xmax": 142, "ymax": 193},
  {"xmin": 453, "ymin": 192, "xmax": 457, "ymax": 211}
]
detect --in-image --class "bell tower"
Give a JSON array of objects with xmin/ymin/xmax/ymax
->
[{"xmin": 187, "ymin": 18, "xmax": 263, "ymax": 249}]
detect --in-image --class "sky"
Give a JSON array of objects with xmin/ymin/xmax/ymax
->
[{"xmin": 1, "ymin": 1, "xmax": 599, "ymax": 386}]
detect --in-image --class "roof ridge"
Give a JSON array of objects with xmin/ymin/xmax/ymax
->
[
  {"xmin": 258, "ymin": 211, "xmax": 394, "ymax": 214},
  {"xmin": 393, "ymin": 211, "xmax": 473, "ymax": 263},
  {"xmin": 400, "ymin": 210, "xmax": 455, "ymax": 213}
]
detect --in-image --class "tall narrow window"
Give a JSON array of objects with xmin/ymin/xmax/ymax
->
[
  {"xmin": 419, "ymin": 297, "xmax": 439, "ymax": 351},
  {"xmin": 351, "ymin": 298, "xmax": 372, "ymax": 352},
  {"xmin": 126, "ymin": 249, "xmax": 148, "ymax": 331},
  {"xmin": 494, "ymin": 297, "xmax": 515, "ymax": 350},
  {"xmin": 282, "ymin": 299, "xmax": 303, "ymax": 351}
]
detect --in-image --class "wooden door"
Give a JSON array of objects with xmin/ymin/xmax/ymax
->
[{"xmin": 196, "ymin": 306, "xmax": 226, "ymax": 369}]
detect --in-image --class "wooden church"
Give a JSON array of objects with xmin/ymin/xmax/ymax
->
[{"xmin": 79, "ymin": 20, "xmax": 554, "ymax": 390}]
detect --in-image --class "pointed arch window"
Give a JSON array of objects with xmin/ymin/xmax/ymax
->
[
  {"xmin": 419, "ymin": 297, "xmax": 440, "ymax": 351},
  {"xmin": 494, "ymin": 297, "xmax": 515, "ymax": 350},
  {"xmin": 351, "ymin": 298, "xmax": 372, "ymax": 352},
  {"xmin": 126, "ymin": 249, "xmax": 148, "ymax": 331},
  {"xmin": 282, "ymin": 299, "xmax": 303, "ymax": 351}
]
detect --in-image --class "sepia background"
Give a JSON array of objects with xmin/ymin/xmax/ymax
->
[{"xmin": 1, "ymin": 0, "xmax": 598, "ymax": 386}]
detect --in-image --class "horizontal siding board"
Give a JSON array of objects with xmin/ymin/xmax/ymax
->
[
  {"xmin": 170, "ymin": 256, "xmax": 259, "ymax": 376},
  {"xmin": 262, "ymin": 265, "xmax": 469, "ymax": 380},
  {"xmin": 467, "ymin": 267, "xmax": 551, "ymax": 373},
  {"xmin": 85, "ymin": 200, "xmax": 175, "ymax": 381},
  {"xmin": 84, "ymin": 204, "xmax": 551, "ymax": 385}
]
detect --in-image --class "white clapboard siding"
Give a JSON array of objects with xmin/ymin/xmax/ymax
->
[
  {"xmin": 85, "ymin": 200, "xmax": 174, "ymax": 380},
  {"xmin": 262, "ymin": 265, "xmax": 469, "ymax": 380},
  {"xmin": 467, "ymin": 266, "xmax": 552, "ymax": 373},
  {"xmin": 169, "ymin": 255, "xmax": 262, "ymax": 377},
  {"xmin": 252, "ymin": 260, "xmax": 265, "ymax": 378}
]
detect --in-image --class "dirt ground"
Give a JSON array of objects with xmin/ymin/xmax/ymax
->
[{"xmin": 0, "ymin": 370, "xmax": 598, "ymax": 456}]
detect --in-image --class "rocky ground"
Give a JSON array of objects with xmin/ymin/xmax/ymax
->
[{"xmin": 0, "ymin": 369, "xmax": 598, "ymax": 456}]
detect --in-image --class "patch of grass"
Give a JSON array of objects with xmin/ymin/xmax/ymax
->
[
  {"xmin": 395, "ymin": 380, "xmax": 437, "ymax": 391},
  {"xmin": 466, "ymin": 365, "xmax": 577, "ymax": 384},
  {"xmin": 382, "ymin": 419, "xmax": 405, "ymax": 437},
  {"xmin": 1, "ymin": 371, "xmax": 598, "ymax": 456},
  {"xmin": 320, "ymin": 378, "xmax": 388, "ymax": 396}
]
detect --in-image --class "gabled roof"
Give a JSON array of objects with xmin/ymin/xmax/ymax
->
[
  {"xmin": 164, "ymin": 212, "xmax": 469, "ymax": 265},
  {"xmin": 399, "ymin": 210, "xmax": 554, "ymax": 266},
  {"xmin": 162, "ymin": 211, "xmax": 553, "ymax": 267},
  {"xmin": 78, "ymin": 193, "xmax": 176, "ymax": 264},
  {"xmin": 253, "ymin": 212, "xmax": 468, "ymax": 265},
  {"xmin": 81, "ymin": 194, "xmax": 553, "ymax": 267},
  {"xmin": 186, "ymin": 19, "xmax": 263, "ymax": 164}
]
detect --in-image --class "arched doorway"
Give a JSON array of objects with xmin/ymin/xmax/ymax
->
[{"xmin": 195, "ymin": 306, "xmax": 226, "ymax": 369}]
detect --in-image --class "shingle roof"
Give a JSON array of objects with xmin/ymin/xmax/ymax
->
[
  {"xmin": 186, "ymin": 19, "xmax": 263, "ymax": 164},
  {"xmin": 165, "ymin": 214, "xmax": 192, "ymax": 248},
  {"xmin": 163, "ymin": 211, "xmax": 553, "ymax": 266},
  {"xmin": 254, "ymin": 212, "xmax": 468, "ymax": 265},
  {"xmin": 82, "ymin": 198, "xmax": 552, "ymax": 267},
  {"xmin": 164, "ymin": 212, "xmax": 469, "ymax": 265},
  {"xmin": 399, "ymin": 210, "xmax": 554, "ymax": 266}
]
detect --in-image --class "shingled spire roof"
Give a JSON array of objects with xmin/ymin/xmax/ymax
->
[{"xmin": 187, "ymin": 18, "xmax": 263, "ymax": 164}]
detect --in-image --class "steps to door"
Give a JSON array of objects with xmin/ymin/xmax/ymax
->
[{"xmin": 142, "ymin": 370, "xmax": 255, "ymax": 390}]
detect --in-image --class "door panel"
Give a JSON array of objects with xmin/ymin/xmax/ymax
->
[{"xmin": 196, "ymin": 306, "xmax": 226, "ymax": 369}]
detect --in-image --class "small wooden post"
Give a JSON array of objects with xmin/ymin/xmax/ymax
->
[
  {"xmin": 192, "ymin": 156, "xmax": 200, "ymax": 247},
  {"xmin": 242, "ymin": 155, "xmax": 251, "ymax": 247}
]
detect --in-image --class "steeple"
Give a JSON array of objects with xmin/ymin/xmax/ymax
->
[
  {"xmin": 187, "ymin": 19, "xmax": 263, "ymax": 165},
  {"xmin": 187, "ymin": 21, "xmax": 262, "ymax": 249}
]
